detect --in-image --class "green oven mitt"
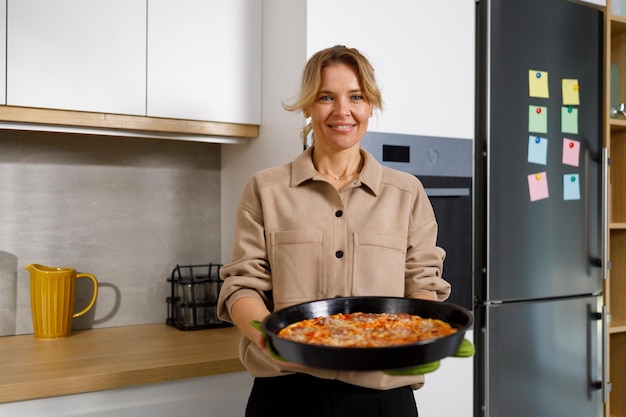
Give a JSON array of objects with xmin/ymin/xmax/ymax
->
[
  {"xmin": 250, "ymin": 320, "xmax": 285, "ymax": 361},
  {"xmin": 384, "ymin": 338, "xmax": 475, "ymax": 376}
]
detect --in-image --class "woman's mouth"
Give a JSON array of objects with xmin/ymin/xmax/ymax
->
[{"xmin": 329, "ymin": 124, "xmax": 355, "ymax": 130}]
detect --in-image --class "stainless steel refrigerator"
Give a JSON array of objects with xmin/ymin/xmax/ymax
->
[{"xmin": 475, "ymin": 0, "xmax": 610, "ymax": 416}]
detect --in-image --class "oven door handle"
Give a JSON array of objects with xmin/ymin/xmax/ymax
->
[{"xmin": 425, "ymin": 187, "xmax": 471, "ymax": 197}]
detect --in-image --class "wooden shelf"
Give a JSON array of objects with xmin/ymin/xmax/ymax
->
[
  {"xmin": 610, "ymin": 118, "xmax": 626, "ymax": 131},
  {"xmin": 610, "ymin": 321, "xmax": 626, "ymax": 333},
  {"xmin": 611, "ymin": 14, "xmax": 626, "ymax": 34}
]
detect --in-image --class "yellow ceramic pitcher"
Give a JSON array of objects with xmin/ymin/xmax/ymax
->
[{"xmin": 26, "ymin": 264, "xmax": 98, "ymax": 339}]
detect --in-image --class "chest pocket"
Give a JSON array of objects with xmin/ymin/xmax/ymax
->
[
  {"xmin": 352, "ymin": 232, "xmax": 406, "ymax": 296},
  {"xmin": 268, "ymin": 230, "xmax": 325, "ymax": 305}
]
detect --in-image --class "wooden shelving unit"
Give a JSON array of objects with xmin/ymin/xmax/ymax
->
[{"xmin": 605, "ymin": 3, "xmax": 626, "ymax": 416}]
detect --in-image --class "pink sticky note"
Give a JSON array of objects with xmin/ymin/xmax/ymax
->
[
  {"xmin": 528, "ymin": 172, "xmax": 549, "ymax": 202},
  {"xmin": 562, "ymin": 138, "xmax": 580, "ymax": 167}
]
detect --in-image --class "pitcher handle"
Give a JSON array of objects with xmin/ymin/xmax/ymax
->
[{"xmin": 73, "ymin": 273, "xmax": 98, "ymax": 318}]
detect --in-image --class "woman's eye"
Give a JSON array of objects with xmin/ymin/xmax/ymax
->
[
  {"xmin": 318, "ymin": 95, "xmax": 332, "ymax": 102},
  {"xmin": 351, "ymin": 95, "xmax": 364, "ymax": 101}
]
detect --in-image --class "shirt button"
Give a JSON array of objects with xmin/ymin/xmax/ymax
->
[
  {"xmin": 335, "ymin": 251, "xmax": 344, "ymax": 259},
  {"xmin": 335, "ymin": 210, "xmax": 343, "ymax": 217}
]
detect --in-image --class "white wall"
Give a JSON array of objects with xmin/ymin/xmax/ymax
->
[
  {"xmin": 306, "ymin": 0, "xmax": 475, "ymax": 140},
  {"xmin": 220, "ymin": 0, "xmax": 305, "ymax": 261}
]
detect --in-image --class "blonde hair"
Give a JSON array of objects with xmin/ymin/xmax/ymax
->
[{"xmin": 283, "ymin": 45, "xmax": 384, "ymax": 146}]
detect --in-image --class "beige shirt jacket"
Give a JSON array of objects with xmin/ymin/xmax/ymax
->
[{"xmin": 217, "ymin": 146, "xmax": 451, "ymax": 390}]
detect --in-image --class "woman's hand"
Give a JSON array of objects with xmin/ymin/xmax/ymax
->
[
  {"xmin": 410, "ymin": 293, "xmax": 438, "ymax": 301},
  {"xmin": 230, "ymin": 296, "xmax": 271, "ymax": 348},
  {"xmin": 231, "ymin": 297, "xmax": 303, "ymax": 368}
]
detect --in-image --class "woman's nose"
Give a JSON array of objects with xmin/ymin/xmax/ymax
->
[{"xmin": 334, "ymin": 99, "xmax": 351, "ymax": 116}]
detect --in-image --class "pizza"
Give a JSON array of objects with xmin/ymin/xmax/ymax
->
[{"xmin": 277, "ymin": 312, "xmax": 457, "ymax": 348}]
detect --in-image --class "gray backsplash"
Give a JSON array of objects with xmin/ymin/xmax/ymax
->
[{"xmin": 0, "ymin": 130, "xmax": 222, "ymax": 335}]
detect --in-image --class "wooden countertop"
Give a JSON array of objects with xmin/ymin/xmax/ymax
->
[{"xmin": 0, "ymin": 324, "xmax": 245, "ymax": 403}]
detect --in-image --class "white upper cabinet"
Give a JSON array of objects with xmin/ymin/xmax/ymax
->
[
  {"xmin": 3, "ymin": 0, "xmax": 262, "ymax": 128},
  {"xmin": 7, "ymin": 0, "xmax": 146, "ymax": 115},
  {"xmin": 147, "ymin": 0, "xmax": 262, "ymax": 125}
]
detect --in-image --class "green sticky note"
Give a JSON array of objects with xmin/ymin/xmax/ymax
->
[
  {"xmin": 529, "ymin": 105, "xmax": 548, "ymax": 134},
  {"xmin": 561, "ymin": 106, "xmax": 578, "ymax": 134}
]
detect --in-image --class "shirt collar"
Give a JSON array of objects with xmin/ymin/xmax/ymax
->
[{"xmin": 291, "ymin": 146, "xmax": 383, "ymax": 196}]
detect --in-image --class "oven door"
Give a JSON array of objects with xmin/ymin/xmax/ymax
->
[{"xmin": 420, "ymin": 175, "xmax": 473, "ymax": 310}]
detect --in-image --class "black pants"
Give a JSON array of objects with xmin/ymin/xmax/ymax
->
[{"xmin": 245, "ymin": 373, "xmax": 419, "ymax": 417}]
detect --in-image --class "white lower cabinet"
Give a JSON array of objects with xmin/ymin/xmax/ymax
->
[
  {"xmin": 7, "ymin": 0, "xmax": 146, "ymax": 116},
  {"xmin": 414, "ymin": 332, "xmax": 474, "ymax": 417},
  {"xmin": 0, "ymin": 373, "xmax": 253, "ymax": 417},
  {"xmin": 147, "ymin": 0, "xmax": 262, "ymax": 125}
]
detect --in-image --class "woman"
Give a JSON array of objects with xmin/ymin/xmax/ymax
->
[{"xmin": 217, "ymin": 45, "xmax": 450, "ymax": 417}]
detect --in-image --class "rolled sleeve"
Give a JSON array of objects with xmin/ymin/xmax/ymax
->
[{"xmin": 405, "ymin": 199, "xmax": 451, "ymax": 301}]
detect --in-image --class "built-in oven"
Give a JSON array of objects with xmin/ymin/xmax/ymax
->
[{"xmin": 360, "ymin": 132, "xmax": 473, "ymax": 310}]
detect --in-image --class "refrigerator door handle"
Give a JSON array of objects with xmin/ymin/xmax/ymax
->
[
  {"xmin": 602, "ymin": 306, "xmax": 612, "ymax": 403},
  {"xmin": 591, "ymin": 306, "xmax": 612, "ymax": 402},
  {"xmin": 602, "ymin": 147, "xmax": 610, "ymax": 279}
]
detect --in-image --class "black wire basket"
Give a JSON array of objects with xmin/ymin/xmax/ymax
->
[{"xmin": 166, "ymin": 263, "xmax": 232, "ymax": 330}]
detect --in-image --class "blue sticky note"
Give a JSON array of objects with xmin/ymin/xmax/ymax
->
[
  {"xmin": 529, "ymin": 105, "xmax": 548, "ymax": 133},
  {"xmin": 563, "ymin": 174, "xmax": 580, "ymax": 201},
  {"xmin": 528, "ymin": 136, "xmax": 548, "ymax": 165},
  {"xmin": 561, "ymin": 106, "xmax": 578, "ymax": 134}
]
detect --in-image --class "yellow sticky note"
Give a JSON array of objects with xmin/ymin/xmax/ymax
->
[
  {"xmin": 529, "ymin": 70, "xmax": 549, "ymax": 98},
  {"xmin": 562, "ymin": 79, "xmax": 580, "ymax": 105}
]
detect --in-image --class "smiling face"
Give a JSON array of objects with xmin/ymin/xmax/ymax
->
[{"xmin": 307, "ymin": 63, "xmax": 373, "ymax": 153}]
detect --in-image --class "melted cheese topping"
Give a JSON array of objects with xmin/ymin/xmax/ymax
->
[{"xmin": 277, "ymin": 312, "xmax": 457, "ymax": 347}]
